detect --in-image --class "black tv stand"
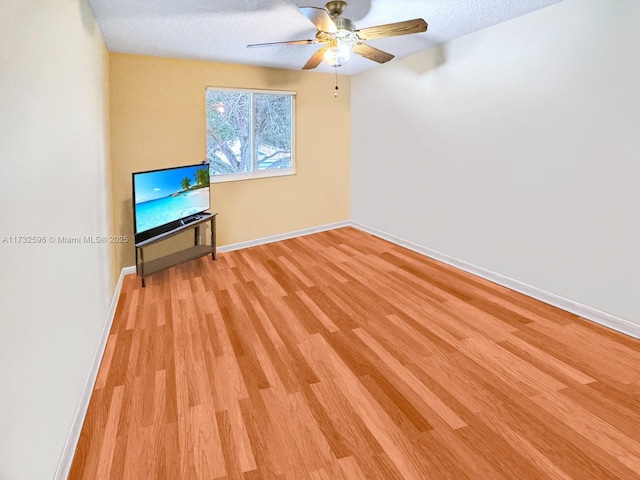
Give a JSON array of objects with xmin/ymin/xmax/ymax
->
[{"xmin": 134, "ymin": 212, "xmax": 217, "ymax": 287}]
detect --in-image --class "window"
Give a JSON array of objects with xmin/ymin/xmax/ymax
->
[{"xmin": 205, "ymin": 88, "xmax": 295, "ymax": 182}]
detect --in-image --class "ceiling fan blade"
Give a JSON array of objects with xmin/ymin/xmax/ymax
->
[
  {"xmin": 247, "ymin": 39, "xmax": 321, "ymax": 48},
  {"xmin": 302, "ymin": 46, "xmax": 329, "ymax": 70},
  {"xmin": 299, "ymin": 6, "xmax": 338, "ymax": 33},
  {"xmin": 353, "ymin": 44, "xmax": 394, "ymax": 64},
  {"xmin": 356, "ymin": 18, "xmax": 427, "ymax": 40}
]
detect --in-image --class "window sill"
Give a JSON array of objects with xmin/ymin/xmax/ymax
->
[{"xmin": 209, "ymin": 167, "xmax": 296, "ymax": 184}]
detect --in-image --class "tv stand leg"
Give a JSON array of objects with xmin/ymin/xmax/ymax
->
[
  {"xmin": 211, "ymin": 216, "xmax": 217, "ymax": 260},
  {"xmin": 138, "ymin": 247, "xmax": 147, "ymax": 287}
]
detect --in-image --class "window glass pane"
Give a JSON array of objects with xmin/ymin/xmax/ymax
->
[
  {"xmin": 205, "ymin": 91, "xmax": 252, "ymax": 176},
  {"xmin": 254, "ymin": 94, "xmax": 292, "ymax": 171}
]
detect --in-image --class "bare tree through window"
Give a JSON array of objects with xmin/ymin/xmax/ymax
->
[{"xmin": 205, "ymin": 89, "xmax": 294, "ymax": 180}]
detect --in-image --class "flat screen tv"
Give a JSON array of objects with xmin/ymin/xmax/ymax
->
[{"xmin": 132, "ymin": 163, "xmax": 210, "ymax": 244}]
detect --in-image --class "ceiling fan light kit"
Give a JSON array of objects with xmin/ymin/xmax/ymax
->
[
  {"xmin": 247, "ymin": 1, "xmax": 428, "ymax": 71},
  {"xmin": 324, "ymin": 38, "xmax": 352, "ymax": 67}
]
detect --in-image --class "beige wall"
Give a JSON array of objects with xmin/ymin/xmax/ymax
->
[
  {"xmin": 352, "ymin": 0, "xmax": 640, "ymax": 324},
  {"xmin": 109, "ymin": 53, "xmax": 350, "ymax": 270},
  {"xmin": 0, "ymin": 0, "xmax": 112, "ymax": 478}
]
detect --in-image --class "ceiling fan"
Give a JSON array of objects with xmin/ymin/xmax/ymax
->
[{"xmin": 247, "ymin": 1, "xmax": 428, "ymax": 70}]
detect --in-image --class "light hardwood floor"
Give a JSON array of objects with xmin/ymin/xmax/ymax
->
[{"xmin": 70, "ymin": 227, "xmax": 640, "ymax": 479}]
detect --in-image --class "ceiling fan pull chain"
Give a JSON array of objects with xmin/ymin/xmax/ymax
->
[{"xmin": 334, "ymin": 64, "xmax": 339, "ymax": 98}]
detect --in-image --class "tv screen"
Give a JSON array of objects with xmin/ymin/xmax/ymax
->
[{"xmin": 133, "ymin": 164, "xmax": 210, "ymax": 243}]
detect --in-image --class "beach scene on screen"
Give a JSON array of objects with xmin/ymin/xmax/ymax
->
[{"xmin": 134, "ymin": 165, "xmax": 210, "ymax": 233}]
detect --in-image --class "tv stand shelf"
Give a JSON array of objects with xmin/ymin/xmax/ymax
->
[{"xmin": 135, "ymin": 212, "xmax": 217, "ymax": 287}]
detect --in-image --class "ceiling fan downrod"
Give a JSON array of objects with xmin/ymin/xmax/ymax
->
[{"xmin": 325, "ymin": 1, "xmax": 347, "ymax": 17}]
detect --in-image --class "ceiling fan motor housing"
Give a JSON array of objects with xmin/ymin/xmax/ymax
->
[{"xmin": 333, "ymin": 17, "xmax": 354, "ymax": 32}]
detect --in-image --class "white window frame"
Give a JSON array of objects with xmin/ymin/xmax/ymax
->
[{"xmin": 205, "ymin": 87, "xmax": 296, "ymax": 183}]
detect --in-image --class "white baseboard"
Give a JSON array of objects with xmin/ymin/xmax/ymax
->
[
  {"xmin": 217, "ymin": 220, "xmax": 351, "ymax": 253},
  {"xmin": 350, "ymin": 220, "xmax": 639, "ymax": 340},
  {"xmin": 54, "ymin": 265, "xmax": 136, "ymax": 480},
  {"xmin": 124, "ymin": 219, "xmax": 638, "ymax": 338}
]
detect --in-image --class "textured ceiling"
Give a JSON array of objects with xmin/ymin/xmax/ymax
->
[{"xmin": 88, "ymin": 0, "xmax": 564, "ymax": 75}]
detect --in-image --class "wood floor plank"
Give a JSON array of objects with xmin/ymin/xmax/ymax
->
[
  {"xmin": 497, "ymin": 334, "xmax": 596, "ymax": 386},
  {"xmin": 558, "ymin": 384, "xmax": 640, "ymax": 445},
  {"xmin": 353, "ymin": 327, "xmax": 467, "ymax": 430},
  {"xmin": 531, "ymin": 390, "xmax": 640, "ymax": 473},
  {"xmin": 486, "ymin": 399, "xmax": 618, "ymax": 480},
  {"xmin": 70, "ymin": 227, "xmax": 640, "ymax": 479},
  {"xmin": 476, "ymin": 407, "xmax": 575, "ymax": 480}
]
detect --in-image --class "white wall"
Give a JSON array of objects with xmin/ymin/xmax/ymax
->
[
  {"xmin": 0, "ymin": 0, "xmax": 112, "ymax": 478},
  {"xmin": 352, "ymin": 0, "xmax": 640, "ymax": 325}
]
